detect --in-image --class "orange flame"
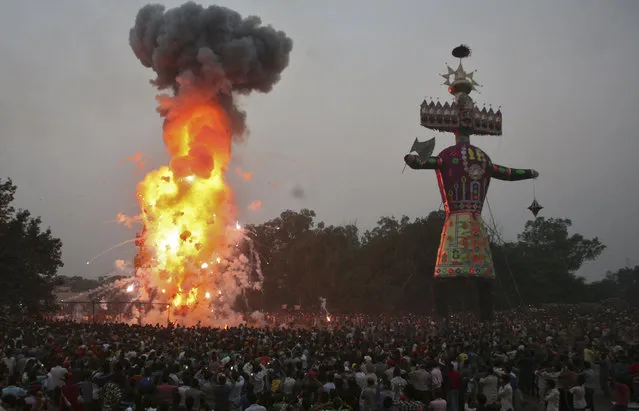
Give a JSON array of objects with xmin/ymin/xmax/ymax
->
[{"xmin": 135, "ymin": 90, "xmax": 235, "ymax": 310}]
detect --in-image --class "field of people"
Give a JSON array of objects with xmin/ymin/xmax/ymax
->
[{"xmin": 1, "ymin": 304, "xmax": 637, "ymax": 411}]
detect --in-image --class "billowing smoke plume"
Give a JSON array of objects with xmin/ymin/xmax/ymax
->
[{"xmin": 129, "ymin": 1, "xmax": 293, "ymax": 136}]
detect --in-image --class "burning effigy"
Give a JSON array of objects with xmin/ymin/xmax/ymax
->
[{"xmin": 123, "ymin": 2, "xmax": 293, "ymax": 325}]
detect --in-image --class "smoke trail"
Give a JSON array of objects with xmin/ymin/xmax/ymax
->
[
  {"xmin": 86, "ymin": 239, "xmax": 137, "ymax": 265},
  {"xmin": 319, "ymin": 296, "xmax": 331, "ymax": 321},
  {"xmin": 129, "ymin": 1, "xmax": 293, "ymax": 137}
]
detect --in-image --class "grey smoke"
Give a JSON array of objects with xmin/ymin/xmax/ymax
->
[
  {"xmin": 129, "ymin": 2, "xmax": 293, "ymax": 136},
  {"xmin": 291, "ymin": 185, "xmax": 305, "ymax": 199}
]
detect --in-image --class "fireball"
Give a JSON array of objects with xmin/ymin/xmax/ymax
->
[{"xmin": 135, "ymin": 92, "xmax": 234, "ymax": 311}]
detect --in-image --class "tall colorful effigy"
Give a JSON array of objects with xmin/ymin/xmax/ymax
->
[{"xmin": 404, "ymin": 45, "xmax": 538, "ymax": 319}]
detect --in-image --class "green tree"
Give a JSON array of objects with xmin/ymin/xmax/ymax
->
[
  {"xmin": 588, "ymin": 265, "xmax": 639, "ymax": 303},
  {"xmin": 356, "ymin": 211, "xmax": 445, "ymax": 312},
  {"xmin": 492, "ymin": 217, "xmax": 605, "ymax": 305},
  {"xmin": 0, "ymin": 178, "xmax": 64, "ymax": 313},
  {"xmin": 307, "ymin": 223, "xmax": 360, "ymax": 306},
  {"xmin": 246, "ymin": 209, "xmax": 319, "ymax": 309}
]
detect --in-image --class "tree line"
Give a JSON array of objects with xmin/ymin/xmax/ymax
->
[
  {"xmin": 243, "ymin": 209, "xmax": 636, "ymax": 312},
  {"xmin": 1, "ymin": 177, "xmax": 637, "ymax": 314}
]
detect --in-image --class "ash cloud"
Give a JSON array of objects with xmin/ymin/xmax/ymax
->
[
  {"xmin": 129, "ymin": 2, "xmax": 293, "ymax": 136},
  {"xmin": 291, "ymin": 185, "xmax": 305, "ymax": 199}
]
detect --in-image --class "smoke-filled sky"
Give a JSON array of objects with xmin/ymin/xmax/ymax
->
[{"xmin": 1, "ymin": 0, "xmax": 638, "ymax": 282}]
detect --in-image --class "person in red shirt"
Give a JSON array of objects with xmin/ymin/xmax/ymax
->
[
  {"xmin": 447, "ymin": 366, "xmax": 461, "ymax": 411},
  {"xmin": 60, "ymin": 374, "xmax": 82, "ymax": 411},
  {"xmin": 612, "ymin": 376, "xmax": 629, "ymax": 411}
]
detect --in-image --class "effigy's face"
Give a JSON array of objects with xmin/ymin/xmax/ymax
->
[{"xmin": 456, "ymin": 93, "xmax": 474, "ymax": 129}]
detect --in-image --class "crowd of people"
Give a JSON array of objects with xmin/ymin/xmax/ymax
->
[{"xmin": 1, "ymin": 304, "xmax": 638, "ymax": 411}]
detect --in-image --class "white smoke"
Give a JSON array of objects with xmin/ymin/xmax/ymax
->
[
  {"xmin": 319, "ymin": 296, "xmax": 331, "ymax": 321},
  {"xmin": 114, "ymin": 259, "xmax": 132, "ymax": 272},
  {"xmin": 250, "ymin": 311, "xmax": 266, "ymax": 327}
]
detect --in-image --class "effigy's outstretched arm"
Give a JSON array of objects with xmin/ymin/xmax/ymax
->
[
  {"xmin": 491, "ymin": 163, "xmax": 539, "ymax": 181},
  {"xmin": 404, "ymin": 154, "xmax": 442, "ymax": 170}
]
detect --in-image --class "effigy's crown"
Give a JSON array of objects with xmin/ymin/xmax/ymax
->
[
  {"xmin": 441, "ymin": 45, "xmax": 480, "ymax": 96},
  {"xmin": 420, "ymin": 45, "xmax": 502, "ymax": 136}
]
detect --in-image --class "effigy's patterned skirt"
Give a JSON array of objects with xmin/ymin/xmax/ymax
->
[{"xmin": 434, "ymin": 211, "xmax": 494, "ymax": 279}]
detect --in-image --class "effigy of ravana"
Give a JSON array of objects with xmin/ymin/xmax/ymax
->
[{"xmin": 404, "ymin": 45, "xmax": 538, "ymax": 319}]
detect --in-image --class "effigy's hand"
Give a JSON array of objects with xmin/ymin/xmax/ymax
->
[
  {"xmin": 404, "ymin": 154, "xmax": 422, "ymax": 168},
  {"xmin": 531, "ymin": 170, "xmax": 539, "ymax": 179}
]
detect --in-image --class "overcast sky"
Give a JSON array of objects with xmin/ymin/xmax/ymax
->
[{"xmin": 1, "ymin": 0, "xmax": 638, "ymax": 282}]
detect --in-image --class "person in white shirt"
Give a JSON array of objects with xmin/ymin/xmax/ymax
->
[
  {"xmin": 480, "ymin": 371, "xmax": 499, "ymax": 406},
  {"xmin": 251, "ymin": 363, "xmax": 267, "ymax": 395},
  {"xmin": 46, "ymin": 366, "xmax": 68, "ymax": 392},
  {"xmin": 431, "ymin": 365, "xmax": 443, "ymax": 392},
  {"xmin": 545, "ymin": 380, "xmax": 560, "ymax": 411},
  {"xmin": 537, "ymin": 367, "xmax": 560, "ymax": 411},
  {"xmin": 569, "ymin": 376, "xmax": 587, "ymax": 411},
  {"xmin": 498, "ymin": 375, "xmax": 513, "ymax": 411},
  {"xmin": 280, "ymin": 374, "xmax": 295, "ymax": 396},
  {"xmin": 355, "ymin": 364, "xmax": 367, "ymax": 389}
]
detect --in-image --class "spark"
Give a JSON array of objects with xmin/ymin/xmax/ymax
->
[
  {"xmin": 201, "ymin": 262, "xmax": 209, "ymax": 269},
  {"xmin": 205, "ymin": 292, "xmax": 211, "ymax": 299}
]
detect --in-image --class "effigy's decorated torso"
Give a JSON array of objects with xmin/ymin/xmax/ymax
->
[{"xmin": 436, "ymin": 143, "xmax": 492, "ymax": 215}]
